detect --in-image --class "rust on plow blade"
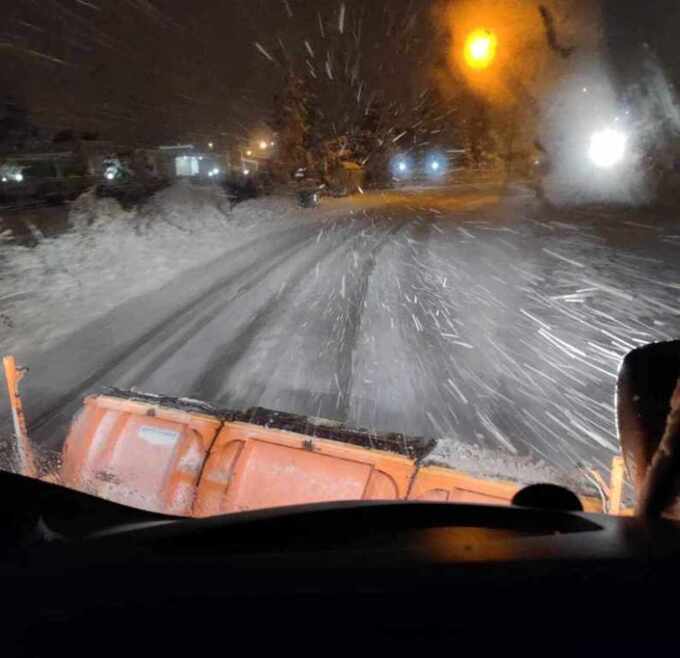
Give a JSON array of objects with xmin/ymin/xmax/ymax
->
[{"xmin": 51, "ymin": 389, "xmax": 606, "ymax": 517}]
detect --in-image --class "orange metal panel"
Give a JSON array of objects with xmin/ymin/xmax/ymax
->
[
  {"xmin": 410, "ymin": 465, "xmax": 605, "ymax": 513},
  {"xmin": 581, "ymin": 497, "xmax": 605, "ymax": 514},
  {"xmin": 62, "ymin": 395, "xmax": 220, "ymax": 515},
  {"xmin": 609, "ymin": 456, "xmax": 625, "ymax": 515},
  {"xmin": 60, "ymin": 395, "xmax": 606, "ymax": 518},
  {"xmin": 193, "ymin": 421, "xmax": 416, "ymax": 516},
  {"xmin": 2, "ymin": 356, "xmax": 36, "ymax": 477},
  {"xmin": 410, "ymin": 465, "xmax": 519, "ymax": 505}
]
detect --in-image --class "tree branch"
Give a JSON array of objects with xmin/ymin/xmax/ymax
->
[{"xmin": 539, "ymin": 5, "xmax": 574, "ymax": 59}]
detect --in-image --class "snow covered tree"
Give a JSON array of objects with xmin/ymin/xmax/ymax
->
[
  {"xmin": 261, "ymin": 2, "xmax": 454, "ymax": 184},
  {"xmin": 268, "ymin": 73, "xmax": 314, "ymax": 180}
]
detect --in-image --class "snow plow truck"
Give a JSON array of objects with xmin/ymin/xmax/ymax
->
[{"xmin": 4, "ymin": 353, "xmax": 652, "ymax": 519}]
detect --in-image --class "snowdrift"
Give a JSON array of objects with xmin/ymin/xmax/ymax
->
[{"xmin": 0, "ymin": 183, "xmax": 311, "ymax": 355}]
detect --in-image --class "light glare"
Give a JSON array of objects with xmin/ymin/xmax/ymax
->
[
  {"xmin": 589, "ymin": 129, "xmax": 627, "ymax": 169},
  {"xmin": 464, "ymin": 29, "xmax": 497, "ymax": 70}
]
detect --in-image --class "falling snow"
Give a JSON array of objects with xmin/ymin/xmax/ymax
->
[
  {"xmin": 3, "ymin": 183, "xmax": 675, "ymax": 496},
  {"xmin": 1, "ymin": 1, "xmax": 679, "ymax": 501}
]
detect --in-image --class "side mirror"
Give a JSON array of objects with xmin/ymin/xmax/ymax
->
[{"xmin": 617, "ymin": 341, "xmax": 680, "ymax": 516}]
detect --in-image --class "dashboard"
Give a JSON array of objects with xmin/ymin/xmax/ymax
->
[{"xmin": 2, "ymin": 468, "xmax": 680, "ymax": 653}]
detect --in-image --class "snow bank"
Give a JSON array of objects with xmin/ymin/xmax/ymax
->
[{"xmin": 0, "ymin": 183, "xmax": 315, "ymax": 355}]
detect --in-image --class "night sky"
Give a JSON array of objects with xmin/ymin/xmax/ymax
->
[
  {"xmin": 1, "ymin": 0, "xmax": 679, "ymax": 146},
  {"xmin": 602, "ymin": 0, "xmax": 680, "ymax": 83},
  {"xmin": 0, "ymin": 0, "xmax": 431, "ymax": 145},
  {"xmin": 1, "ymin": 0, "xmax": 291, "ymax": 143}
]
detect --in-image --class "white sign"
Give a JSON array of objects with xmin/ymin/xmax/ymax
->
[{"xmin": 138, "ymin": 425, "xmax": 180, "ymax": 446}]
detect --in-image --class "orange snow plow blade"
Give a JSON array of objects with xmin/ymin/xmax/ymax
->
[
  {"xmin": 3, "ymin": 356, "xmax": 610, "ymax": 516},
  {"xmin": 62, "ymin": 394, "xmax": 222, "ymax": 516},
  {"xmin": 55, "ymin": 390, "xmax": 607, "ymax": 516},
  {"xmin": 2, "ymin": 356, "xmax": 37, "ymax": 478},
  {"xmin": 409, "ymin": 464, "xmax": 521, "ymax": 506},
  {"xmin": 194, "ymin": 420, "xmax": 415, "ymax": 517}
]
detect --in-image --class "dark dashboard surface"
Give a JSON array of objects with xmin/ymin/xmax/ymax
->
[{"xmin": 3, "ymin": 469, "xmax": 680, "ymax": 654}]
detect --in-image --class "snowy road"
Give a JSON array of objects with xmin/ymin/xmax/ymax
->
[{"xmin": 3, "ymin": 184, "xmax": 680, "ymax": 486}]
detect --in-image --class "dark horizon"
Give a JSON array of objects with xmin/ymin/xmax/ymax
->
[
  {"xmin": 0, "ymin": 0, "xmax": 433, "ymax": 147},
  {"xmin": 1, "ymin": 0, "xmax": 680, "ymax": 146}
]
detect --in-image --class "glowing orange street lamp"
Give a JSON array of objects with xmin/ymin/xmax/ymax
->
[{"xmin": 464, "ymin": 28, "xmax": 498, "ymax": 70}]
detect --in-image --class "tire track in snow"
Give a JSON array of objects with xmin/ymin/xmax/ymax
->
[
  {"xmin": 118, "ymin": 232, "xmax": 324, "ymax": 388},
  {"xmin": 334, "ymin": 218, "xmax": 411, "ymax": 420},
  {"xmin": 190, "ymin": 220, "xmax": 384, "ymax": 403},
  {"xmin": 26, "ymin": 224, "xmax": 324, "ymax": 443}
]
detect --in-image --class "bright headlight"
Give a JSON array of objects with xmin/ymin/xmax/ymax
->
[
  {"xmin": 392, "ymin": 155, "xmax": 412, "ymax": 178},
  {"xmin": 425, "ymin": 153, "xmax": 447, "ymax": 178},
  {"xmin": 589, "ymin": 129, "xmax": 627, "ymax": 169}
]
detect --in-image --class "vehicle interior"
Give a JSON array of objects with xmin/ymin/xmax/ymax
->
[
  {"xmin": 3, "ymin": 340, "xmax": 680, "ymax": 654},
  {"xmin": 3, "ymin": 3, "xmax": 680, "ymax": 654}
]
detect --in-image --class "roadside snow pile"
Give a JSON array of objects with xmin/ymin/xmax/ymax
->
[
  {"xmin": 0, "ymin": 183, "xmax": 315, "ymax": 355},
  {"xmin": 137, "ymin": 183, "xmax": 232, "ymax": 232},
  {"xmin": 69, "ymin": 188, "xmax": 136, "ymax": 229},
  {"xmin": 232, "ymin": 194, "xmax": 311, "ymax": 226}
]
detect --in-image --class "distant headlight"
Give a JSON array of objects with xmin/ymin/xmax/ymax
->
[
  {"xmin": 391, "ymin": 155, "xmax": 413, "ymax": 179},
  {"xmin": 424, "ymin": 153, "xmax": 447, "ymax": 178},
  {"xmin": 15, "ymin": 173, "xmax": 24, "ymax": 182}
]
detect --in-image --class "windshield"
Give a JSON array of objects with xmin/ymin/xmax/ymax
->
[{"xmin": 0, "ymin": 0, "xmax": 675, "ymax": 518}]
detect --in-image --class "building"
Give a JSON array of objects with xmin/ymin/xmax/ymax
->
[
  {"xmin": 0, "ymin": 148, "xmax": 92, "ymax": 203},
  {"xmin": 155, "ymin": 144, "xmax": 230, "ymax": 180}
]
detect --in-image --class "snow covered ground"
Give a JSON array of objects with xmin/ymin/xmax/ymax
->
[
  {"xmin": 3, "ymin": 182, "xmax": 680, "ymax": 502},
  {"xmin": 0, "ymin": 183, "xmax": 331, "ymax": 356}
]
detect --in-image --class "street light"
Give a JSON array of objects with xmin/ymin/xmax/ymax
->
[
  {"xmin": 259, "ymin": 140, "xmax": 268, "ymax": 150},
  {"xmin": 464, "ymin": 29, "xmax": 497, "ymax": 70},
  {"xmin": 208, "ymin": 142, "xmax": 214, "ymax": 149}
]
